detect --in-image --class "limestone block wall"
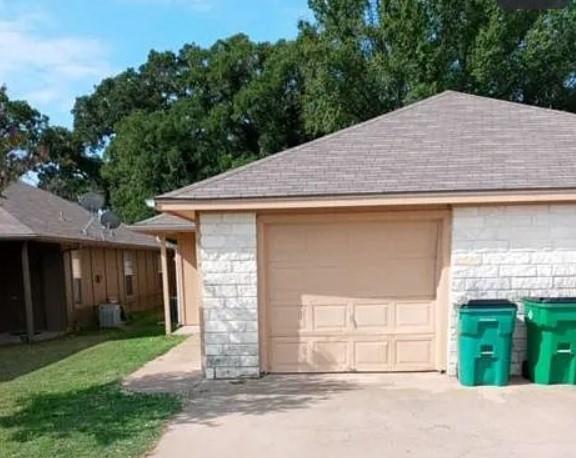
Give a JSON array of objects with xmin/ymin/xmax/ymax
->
[
  {"xmin": 450, "ymin": 204, "xmax": 576, "ymax": 376},
  {"xmin": 198, "ymin": 213, "xmax": 259, "ymax": 379}
]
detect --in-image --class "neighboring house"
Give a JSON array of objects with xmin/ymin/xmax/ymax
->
[
  {"xmin": 0, "ymin": 182, "xmax": 172, "ymax": 342},
  {"xmin": 153, "ymin": 90, "xmax": 576, "ymax": 379}
]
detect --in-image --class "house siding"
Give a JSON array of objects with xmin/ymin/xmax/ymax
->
[
  {"xmin": 70, "ymin": 246, "xmax": 163, "ymax": 328},
  {"xmin": 176, "ymin": 234, "xmax": 201, "ymax": 326},
  {"xmin": 199, "ymin": 212, "xmax": 259, "ymax": 379},
  {"xmin": 450, "ymin": 204, "xmax": 576, "ymax": 376}
]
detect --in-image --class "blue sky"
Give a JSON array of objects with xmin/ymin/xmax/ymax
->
[{"xmin": 0, "ymin": 0, "xmax": 311, "ymax": 127}]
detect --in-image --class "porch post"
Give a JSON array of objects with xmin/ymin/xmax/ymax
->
[
  {"xmin": 174, "ymin": 241, "xmax": 183, "ymax": 326},
  {"xmin": 160, "ymin": 236, "xmax": 172, "ymax": 335},
  {"xmin": 21, "ymin": 241, "xmax": 35, "ymax": 342}
]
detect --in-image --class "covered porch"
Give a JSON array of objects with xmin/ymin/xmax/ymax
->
[
  {"xmin": 129, "ymin": 214, "xmax": 199, "ymax": 335},
  {"xmin": 0, "ymin": 240, "xmax": 68, "ymax": 343}
]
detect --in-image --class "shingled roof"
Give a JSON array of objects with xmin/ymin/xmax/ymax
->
[
  {"xmin": 0, "ymin": 182, "xmax": 159, "ymax": 248},
  {"xmin": 158, "ymin": 91, "xmax": 576, "ymax": 201},
  {"xmin": 129, "ymin": 213, "xmax": 195, "ymax": 234}
]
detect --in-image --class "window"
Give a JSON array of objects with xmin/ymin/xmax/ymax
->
[
  {"xmin": 124, "ymin": 251, "xmax": 135, "ymax": 297},
  {"xmin": 71, "ymin": 250, "xmax": 82, "ymax": 305}
]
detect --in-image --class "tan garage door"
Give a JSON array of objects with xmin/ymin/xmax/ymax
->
[{"xmin": 261, "ymin": 212, "xmax": 447, "ymax": 373}]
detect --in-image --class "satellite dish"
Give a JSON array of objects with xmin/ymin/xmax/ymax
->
[
  {"xmin": 79, "ymin": 192, "xmax": 105, "ymax": 213},
  {"xmin": 99, "ymin": 210, "xmax": 121, "ymax": 230}
]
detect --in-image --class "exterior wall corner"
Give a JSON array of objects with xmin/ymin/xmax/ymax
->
[{"xmin": 198, "ymin": 212, "xmax": 259, "ymax": 378}]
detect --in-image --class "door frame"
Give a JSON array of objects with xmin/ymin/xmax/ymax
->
[{"xmin": 257, "ymin": 209, "xmax": 452, "ymax": 374}]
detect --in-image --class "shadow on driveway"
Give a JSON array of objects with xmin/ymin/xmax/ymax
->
[
  {"xmin": 152, "ymin": 373, "xmax": 576, "ymax": 458},
  {"xmin": 168, "ymin": 374, "xmax": 359, "ymax": 427}
]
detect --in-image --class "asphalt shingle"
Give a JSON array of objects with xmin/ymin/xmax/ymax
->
[
  {"xmin": 159, "ymin": 91, "xmax": 576, "ymax": 201},
  {"xmin": 0, "ymin": 182, "xmax": 159, "ymax": 248},
  {"xmin": 130, "ymin": 213, "xmax": 195, "ymax": 232}
]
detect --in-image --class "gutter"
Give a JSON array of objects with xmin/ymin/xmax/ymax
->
[{"xmin": 155, "ymin": 189, "xmax": 576, "ymax": 213}]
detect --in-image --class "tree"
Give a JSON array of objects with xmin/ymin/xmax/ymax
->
[
  {"xmin": 298, "ymin": 0, "xmax": 576, "ymax": 134},
  {"xmin": 35, "ymin": 127, "xmax": 103, "ymax": 201},
  {"xmin": 0, "ymin": 86, "xmax": 48, "ymax": 192},
  {"xmin": 85, "ymin": 35, "xmax": 307, "ymax": 222},
  {"xmin": 73, "ymin": 50, "xmax": 183, "ymax": 151},
  {"xmin": 298, "ymin": 0, "xmax": 392, "ymax": 135},
  {"xmin": 74, "ymin": 1, "xmax": 576, "ymax": 221},
  {"xmin": 102, "ymin": 101, "xmax": 218, "ymax": 223}
]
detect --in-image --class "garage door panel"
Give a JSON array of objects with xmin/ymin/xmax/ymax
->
[
  {"xmin": 395, "ymin": 302, "xmax": 434, "ymax": 332},
  {"xmin": 354, "ymin": 340, "xmax": 391, "ymax": 371},
  {"xmin": 269, "ymin": 306, "xmax": 306, "ymax": 335},
  {"xmin": 311, "ymin": 341, "xmax": 349, "ymax": 371},
  {"xmin": 395, "ymin": 337, "xmax": 435, "ymax": 369},
  {"xmin": 353, "ymin": 303, "xmax": 390, "ymax": 329},
  {"xmin": 265, "ymin": 215, "xmax": 442, "ymax": 373},
  {"xmin": 312, "ymin": 305, "xmax": 348, "ymax": 331},
  {"xmin": 270, "ymin": 339, "xmax": 309, "ymax": 372},
  {"xmin": 268, "ymin": 335, "xmax": 436, "ymax": 372}
]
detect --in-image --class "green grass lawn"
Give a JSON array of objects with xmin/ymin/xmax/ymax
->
[{"xmin": 0, "ymin": 313, "xmax": 185, "ymax": 458}]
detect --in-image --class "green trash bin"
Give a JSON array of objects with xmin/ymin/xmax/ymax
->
[
  {"xmin": 458, "ymin": 300, "xmax": 517, "ymax": 386},
  {"xmin": 524, "ymin": 298, "xmax": 576, "ymax": 385}
]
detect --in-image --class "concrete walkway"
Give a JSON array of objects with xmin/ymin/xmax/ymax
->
[
  {"xmin": 149, "ymin": 373, "xmax": 576, "ymax": 458},
  {"xmin": 123, "ymin": 333, "xmax": 202, "ymax": 395}
]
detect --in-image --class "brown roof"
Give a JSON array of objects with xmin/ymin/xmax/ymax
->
[
  {"xmin": 0, "ymin": 182, "xmax": 160, "ymax": 248},
  {"xmin": 129, "ymin": 213, "xmax": 195, "ymax": 234},
  {"xmin": 159, "ymin": 91, "xmax": 576, "ymax": 201}
]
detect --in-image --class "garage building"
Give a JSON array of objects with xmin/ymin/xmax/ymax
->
[{"xmin": 152, "ymin": 91, "xmax": 576, "ymax": 379}]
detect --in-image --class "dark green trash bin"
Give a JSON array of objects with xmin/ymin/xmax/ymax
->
[
  {"xmin": 458, "ymin": 300, "xmax": 517, "ymax": 386},
  {"xmin": 524, "ymin": 298, "xmax": 576, "ymax": 385}
]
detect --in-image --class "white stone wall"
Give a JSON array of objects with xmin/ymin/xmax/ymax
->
[
  {"xmin": 450, "ymin": 204, "xmax": 576, "ymax": 376},
  {"xmin": 199, "ymin": 212, "xmax": 259, "ymax": 379}
]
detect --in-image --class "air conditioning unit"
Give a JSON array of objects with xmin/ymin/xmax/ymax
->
[{"xmin": 99, "ymin": 303, "xmax": 124, "ymax": 328}]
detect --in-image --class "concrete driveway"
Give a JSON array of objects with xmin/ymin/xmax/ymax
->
[{"xmin": 150, "ymin": 372, "xmax": 576, "ymax": 458}]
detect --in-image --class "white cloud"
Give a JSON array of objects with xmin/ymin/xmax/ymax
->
[{"xmin": 0, "ymin": 11, "xmax": 113, "ymax": 126}]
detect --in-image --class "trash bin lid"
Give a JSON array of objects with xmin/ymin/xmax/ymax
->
[
  {"xmin": 524, "ymin": 297, "xmax": 576, "ymax": 306},
  {"xmin": 461, "ymin": 299, "xmax": 517, "ymax": 309}
]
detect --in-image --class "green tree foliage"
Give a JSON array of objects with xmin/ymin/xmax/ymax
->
[
  {"xmin": 298, "ymin": 0, "xmax": 576, "ymax": 135},
  {"xmin": 0, "ymin": 87, "xmax": 101, "ymax": 200},
  {"xmin": 73, "ymin": 50, "xmax": 183, "ymax": 151},
  {"xmin": 0, "ymin": 87, "xmax": 48, "ymax": 192},
  {"xmin": 91, "ymin": 35, "xmax": 307, "ymax": 221},
  {"xmin": 73, "ymin": 1, "xmax": 576, "ymax": 222},
  {"xmin": 35, "ymin": 128, "xmax": 103, "ymax": 202}
]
